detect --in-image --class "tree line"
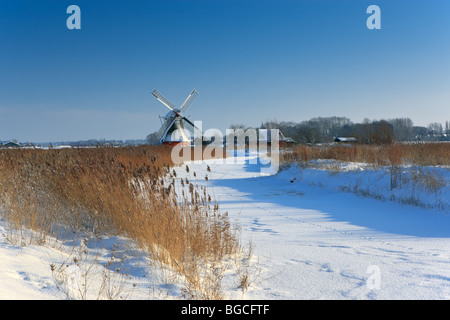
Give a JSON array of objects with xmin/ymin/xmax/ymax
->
[{"xmin": 232, "ymin": 117, "xmax": 450, "ymax": 145}]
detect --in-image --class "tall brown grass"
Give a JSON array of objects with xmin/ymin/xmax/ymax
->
[
  {"xmin": 0, "ymin": 145, "xmax": 242, "ymax": 299},
  {"xmin": 281, "ymin": 142, "xmax": 450, "ymax": 166},
  {"xmin": 280, "ymin": 142, "xmax": 449, "ymax": 207}
]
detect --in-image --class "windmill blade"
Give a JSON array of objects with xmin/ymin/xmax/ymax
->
[
  {"xmin": 181, "ymin": 116, "xmax": 196, "ymax": 129},
  {"xmin": 152, "ymin": 89, "xmax": 176, "ymax": 111},
  {"xmin": 156, "ymin": 116, "xmax": 175, "ymax": 141},
  {"xmin": 179, "ymin": 89, "xmax": 198, "ymax": 113},
  {"xmin": 182, "ymin": 117, "xmax": 202, "ymax": 137}
]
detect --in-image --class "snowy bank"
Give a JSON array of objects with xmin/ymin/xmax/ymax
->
[
  {"xmin": 1, "ymin": 153, "xmax": 450, "ymax": 300},
  {"xmin": 278, "ymin": 160, "xmax": 449, "ymax": 213}
]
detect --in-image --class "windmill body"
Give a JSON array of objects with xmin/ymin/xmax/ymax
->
[{"xmin": 152, "ymin": 89, "xmax": 201, "ymax": 146}]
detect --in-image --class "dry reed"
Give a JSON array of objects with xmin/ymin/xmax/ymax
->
[
  {"xmin": 0, "ymin": 145, "xmax": 242, "ymax": 299},
  {"xmin": 281, "ymin": 142, "xmax": 450, "ymax": 166}
]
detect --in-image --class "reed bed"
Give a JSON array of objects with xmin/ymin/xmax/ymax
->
[
  {"xmin": 0, "ymin": 145, "xmax": 243, "ymax": 299},
  {"xmin": 280, "ymin": 142, "xmax": 449, "ymax": 210},
  {"xmin": 281, "ymin": 142, "xmax": 450, "ymax": 167}
]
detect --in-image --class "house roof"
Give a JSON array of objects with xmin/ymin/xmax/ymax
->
[
  {"xmin": 335, "ymin": 137, "xmax": 357, "ymax": 142},
  {"xmin": 2, "ymin": 140, "xmax": 21, "ymax": 148}
]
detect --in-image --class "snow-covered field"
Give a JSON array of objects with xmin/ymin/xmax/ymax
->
[{"xmin": 1, "ymin": 152, "xmax": 449, "ymax": 300}]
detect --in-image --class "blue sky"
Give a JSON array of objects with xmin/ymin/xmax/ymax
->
[{"xmin": 1, "ymin": 0, "xmax": 449, "ymax": 142}]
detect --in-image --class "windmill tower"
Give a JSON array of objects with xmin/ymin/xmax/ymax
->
[{"xmin": 152, "ymin": 89, "xmax": 201, "ymax": 146}]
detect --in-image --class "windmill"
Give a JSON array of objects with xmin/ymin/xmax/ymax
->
[{"xmin": 152, "ymin": 89, "xmax": 201, "ymax": 146}]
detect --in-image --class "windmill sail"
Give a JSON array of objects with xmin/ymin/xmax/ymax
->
[
  {"xmin": 156, "ymin": 116, "xmax": 175, "ymax": 143},
  {"xmin": 152, "ymin": 89, "xmax": 175, "ymax": 111},
  {"xmin": 182, "ymin": 117, "xmax": 202, "ymax": 138},
  {"xmin": 179, "ymin": 89, "xmax": 198, "ymax": 113}
]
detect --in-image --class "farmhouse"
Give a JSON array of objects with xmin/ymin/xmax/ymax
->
[
  {"xmin": 259, "ymin": 124, "xmax": 296, "ymax": 148},
  {"xmin": 334, "ymin": 136, "xmax": 357, "ymax": 143},
  {"xmin": 1, "ymin": 140, "xmax": 21, "ymax": 148}
]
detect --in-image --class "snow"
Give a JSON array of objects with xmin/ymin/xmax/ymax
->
[{"xmin": 1, "ymin": 152, "xmax": 450, "ymax": 300}]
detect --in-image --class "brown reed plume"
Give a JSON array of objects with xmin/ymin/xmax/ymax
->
[
  {"xmin": 0, "ymin": 145, "xmax": 243, "ymax": 299},
  {"xmin": 281, "ymin": 142, "xmax": 450, "ymax": 166}
]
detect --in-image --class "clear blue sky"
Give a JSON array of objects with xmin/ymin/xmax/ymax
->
[{"xmin": 1, "ymin": 0, "xmax": 449, "ymax": 142}]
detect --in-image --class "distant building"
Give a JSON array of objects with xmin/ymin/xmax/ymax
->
[
  {"xmin": 23, "ymin": 142, "xmax": 38, "ymax": 149},
  {"xmin": 2, "ymin": 140, "xmax": 21, "ymax": 148},
  {"xmin": 284, "ymin": 137, "xmax": 297, "ymax": 145},
  {"xmin": 259, "ymin": 124, "xmax": 296, "ymax": 148},
  {"xmin": 334, "ymin": 137, "xmax": 357, "ymax": 143}
]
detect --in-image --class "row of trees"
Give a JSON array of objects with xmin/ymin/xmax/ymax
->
[
  {"xmin": 234, "ymin": 117, "xmax": 450, "ymax": 145},
  {"xmin": 145, "ymin": 117, "xmax": 449, "ymax": 145}
]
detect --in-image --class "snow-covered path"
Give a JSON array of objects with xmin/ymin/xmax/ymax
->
[
  {"xmin": 1, "ymin": 153, "xmax": 449, "ymax": 300},
  {"xmin": 176, "ymin": 154, "xmax": 450, "ymax": 300}
]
